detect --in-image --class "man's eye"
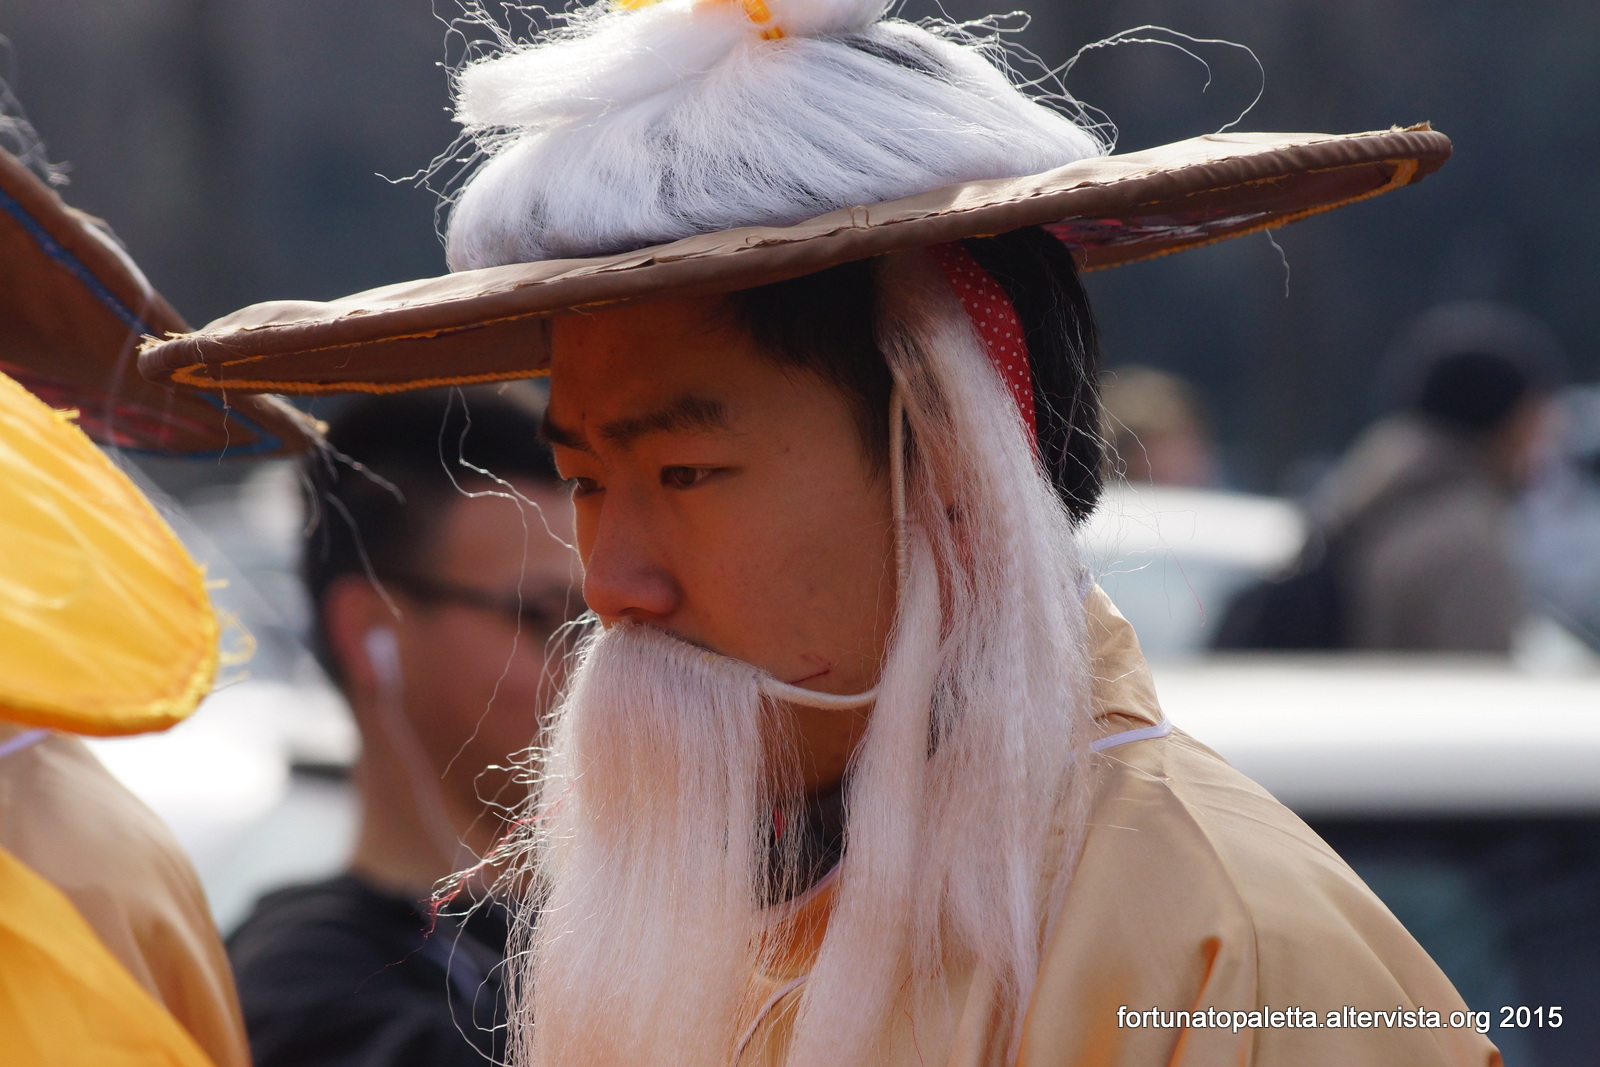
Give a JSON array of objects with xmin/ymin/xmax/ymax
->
[
  {"xmin": 660, "ymin": 466, "xmax": 717, "ymax": 490},
  {"xmin": 566, "ymin": 477, "xmax": 602, "ymax": 499}
]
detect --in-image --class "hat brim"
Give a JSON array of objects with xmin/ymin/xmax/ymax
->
[
  {"xmin": 0, "ymin": 149, "xmax": 320, "ymax": 456},
  {"xmin": 140, "ymin": 126, "xmax": 1449, "ymax": 396}
]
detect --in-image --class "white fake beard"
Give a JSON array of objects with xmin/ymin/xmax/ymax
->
[
  {"xmin": 513, "ymin": 620, "xmax": 773, "ymax": 1067},
  {"xmin": 509, "ymin": 253, "xmax": 1095, "ymax": 1067},
  {"xmin": 514, "ymin": 541, "xmax": 943, "ymax": 1067}
]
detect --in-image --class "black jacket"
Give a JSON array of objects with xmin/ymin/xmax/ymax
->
[{"xmin": 228, "ymin": 875, "xmax": 509, "ymax": 1067}]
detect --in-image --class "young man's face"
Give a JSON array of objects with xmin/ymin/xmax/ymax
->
[
  {"xmin": 546, "ymin": 296, "xmax": 897, "ymax": 789},
  {"xmin": 391, "ymin": 479, "xmax": 578, "ymax": 806}
]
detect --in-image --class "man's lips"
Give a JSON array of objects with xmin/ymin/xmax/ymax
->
[{"xmin": 784, "ymin": 668, "xmax": 831, "ymax": 687}]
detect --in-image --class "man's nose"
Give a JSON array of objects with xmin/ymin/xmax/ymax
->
[{"xmin": 579, "ymin": 502, "xmax": 681, "ymax": 623}]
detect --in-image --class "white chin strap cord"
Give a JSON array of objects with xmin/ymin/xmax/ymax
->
[{"xmin": 755, "ymin": 386, "xmax": 908, "ymax": 711}]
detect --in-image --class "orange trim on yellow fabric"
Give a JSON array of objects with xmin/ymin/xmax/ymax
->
[{"xmin": 0, "ymin": 372, "xmax": 220, "ymax": 736}]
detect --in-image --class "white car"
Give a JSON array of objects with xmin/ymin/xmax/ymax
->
[{"xmin": 1081, "ymin": 481, "xmax": 1600, "ymax": 814}]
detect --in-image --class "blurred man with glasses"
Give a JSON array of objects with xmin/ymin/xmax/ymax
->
[{"xmin": 228, "ymin": 387, "xmax": 578, "ymax": 1067}]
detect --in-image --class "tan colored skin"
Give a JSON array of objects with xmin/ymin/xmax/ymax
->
[
  {"xmin": 1489, "ymin": 396, "xmax": 1552, "ymax": 489},
  {"xmin": 322, "ymin": 479, "xmax": 578, "ymax": 895},
  {"xmin": 546, "ymin": 297, "xmax": 898, "ymax": 793}
]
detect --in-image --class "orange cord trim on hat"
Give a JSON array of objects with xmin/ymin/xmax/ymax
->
[
  {"xmin": 169, "ymin": 360, "xmax": 548, "ymax": 396},
  {"xmin": 1082, "ymin": 156, "xmax": 1422, "ymax": 272}
]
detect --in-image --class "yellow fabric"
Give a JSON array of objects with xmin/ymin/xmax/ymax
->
[
  {"xmin": 739, "ymin": 588, "xmax": 1501, "ymax": 1066},
  {"xmin": 0, "ymin": 841, "xmax": 217, "ymax": 1067},
  {"xmin": 0, "ymin": 370, "xmax": 217, "ymax": 736},
  {"xmin": 0, "ymin": 723, "xmax": 251, "ymax": 1067}
]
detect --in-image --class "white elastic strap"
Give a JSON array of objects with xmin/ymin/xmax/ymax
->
[
  {"xmin": 1088, "ymin": 717, "xmax": 1173, "ymax": 753},
  {"xmin": 733, "ymin": 973, "xmax": 812, "ymax": 1063},
  {"xmin": 758, "ymin": 677, "xmax": 879, "ymax": 710},
  {"xmin": 758, "ymin": 386, "xmax": 909, "ymax": 711},
  {"xmin": 888, "ymin": 384, "xmax": 909, "ymax": 585},
  {"xmin": 0, "ymin": 728, "xmax": 50, "ymax": 761}
]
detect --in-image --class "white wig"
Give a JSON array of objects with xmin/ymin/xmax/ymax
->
[{"xmin": 446, "ymin": 0, "xmax": 1106, "ymax": 268}]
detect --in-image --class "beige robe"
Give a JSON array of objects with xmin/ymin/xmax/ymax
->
[
  {"xmin": 740, "ymin": 589, "xmax": 1501, "ymax": 1066},
  {"xmin": 0, "ymin": 723, "xmax": 251, "ymax": 1067}
]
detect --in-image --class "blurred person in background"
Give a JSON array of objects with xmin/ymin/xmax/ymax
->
[
  {"xmin": 1219, "ymin": 301, "xmax": 1560, "ymax": 651},
  {"xmin": 1100, "ymin": 364, "xmax": 1221, "ymax": 487},
  {"xmin": 1312, "ymin": 302, "xmax": 1561, "ymax": 652},
  {"xmin": 227, "ymin": 387, "xmax": 579, "ymax": 1067}
]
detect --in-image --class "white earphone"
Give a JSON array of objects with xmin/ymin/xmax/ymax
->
[
  {"xmin": 363, "ymin": 626, "xmax": 402, "ymax": 693},
  {"xmin": 360, "ymin": 624, "xmax": 466, "ymax": 865}
]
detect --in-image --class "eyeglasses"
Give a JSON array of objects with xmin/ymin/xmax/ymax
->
[{"xmin": 380, "ymin": 572, "xmax": 588, "ymax": 634}]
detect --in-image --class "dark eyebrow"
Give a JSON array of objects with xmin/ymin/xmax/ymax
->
[
  {"xmin": 540, "ymin": 411, "xmax": 587, "ymax": 451},
  {"xmin": 601, "ymin": 394, "xmax": 730, "ymax": 447},
  {"xmin": 541, "ymin": 394, "xmax": 732, "ymax": 453}
]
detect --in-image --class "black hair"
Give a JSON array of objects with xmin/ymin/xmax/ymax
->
[
  {"xmin": 962, "ymin": 228, "xmax": 1104, "ymax": 524},
  {"xmin": 726, "ymin": 226, "xmax": 1104, "ymax": 524},
  {"xmin": 1383, "ymin": 301, "xmax": 1564, "ymax": 438},
  {"xmin": 729, "ymin": 258, "xmax": 895, "ymax": 473},
  {"xmin": 1410, "ymin": 352, "xmax": 1545, "ymax": 436},
  {"xmin": 301, "ymin": 386, "xmax": 559, "ymax": 684}
]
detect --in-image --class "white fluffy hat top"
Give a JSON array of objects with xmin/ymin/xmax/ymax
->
[{"xmin": 445, "ymin": 0, "xmax": 1105, "ymax": 270}]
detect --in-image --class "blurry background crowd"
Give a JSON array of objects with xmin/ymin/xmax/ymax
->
[{"xmin": 3, "ymin": 1, "xmax": 1599, "ymax": 1064}]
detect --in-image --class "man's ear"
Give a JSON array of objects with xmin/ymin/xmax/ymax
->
[{"xmin": 323, "ymin": 575, "xmax": 400, "ymax": 698}]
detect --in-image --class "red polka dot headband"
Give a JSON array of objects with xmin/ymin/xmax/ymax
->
[{"xmin": 925, "ymin": 242, "xmax": 1037, "ymax": 448}]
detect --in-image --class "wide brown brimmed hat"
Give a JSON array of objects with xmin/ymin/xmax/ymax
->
[
  {"xmin": 140, "ymin": 125, "xmax": 1449, "ymax": 397},
  {"xmin": 0, "ymin": 147, "xmax": 319, "ymax": 456}
]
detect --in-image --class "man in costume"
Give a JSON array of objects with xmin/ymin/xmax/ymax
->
[
  {"xmin": 0, "ymin": 132, "xmax": 315, "ymax": 1064},
  {"xmin": 229, "ymin": 387, "xmax": 577, "ymax": 1067},
  {"xmin": 141, "ymin": 1, "xmax": 1498, "ymax": 1063}
]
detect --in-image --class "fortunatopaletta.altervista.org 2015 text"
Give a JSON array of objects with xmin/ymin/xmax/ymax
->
[{"xmin": 1116, "ymin": 1005, "xmax": 1566, "ymax": 1036}]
